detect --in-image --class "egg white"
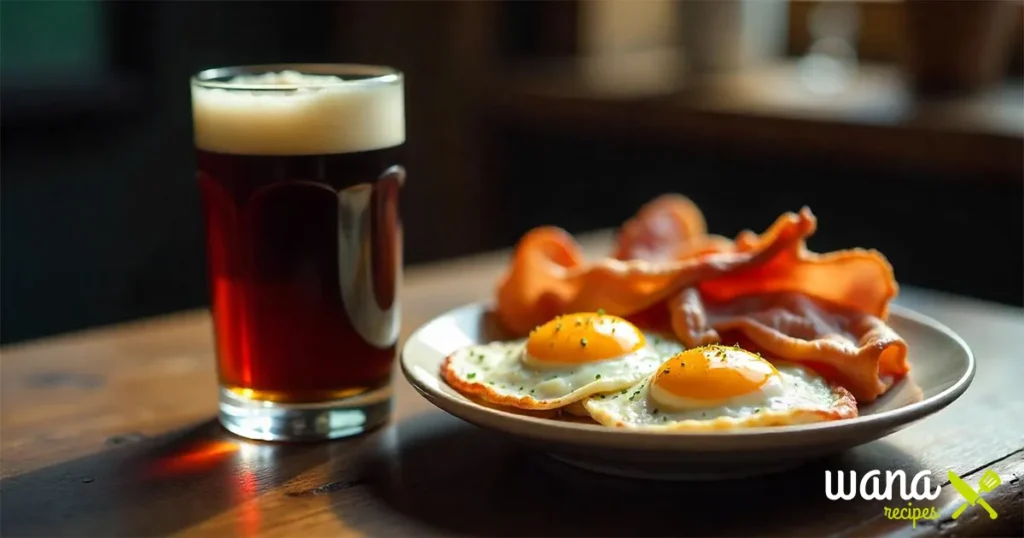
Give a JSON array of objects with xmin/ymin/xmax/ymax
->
[
  {"xmin": 583, "ymin": 361, "xmax": 857, "ymax": 430},
  {"xmin": 441, "ymin": 333, "xmax": 684, "ymax": 410}
]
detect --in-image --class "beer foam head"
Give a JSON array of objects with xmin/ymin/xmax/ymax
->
[{"xmin": 192, "ymin": 69, "xmax": 405, "ymax": 155}]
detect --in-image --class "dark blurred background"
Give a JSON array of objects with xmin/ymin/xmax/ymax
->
[{"xmin": 2, "ymin": 0, "xmax": 1022, "ymax": 344}]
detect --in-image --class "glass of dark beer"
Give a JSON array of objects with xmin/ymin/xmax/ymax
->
[{"xmin": 190, "ymin": 64, "xmax": 404, "ymax": 441}]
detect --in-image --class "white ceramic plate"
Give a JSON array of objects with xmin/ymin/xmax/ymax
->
[{"xmin": 400, "ymin": 303, "xmax": 974, "ymax": 480}]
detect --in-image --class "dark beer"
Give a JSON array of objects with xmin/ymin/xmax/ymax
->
[
  {"xmin": 198, "ymin": 148, "xmax": 402, "ymax": 402},
  {"xmin": 192, "ymin": 66, "xmax": 404, "ymax": 440}
]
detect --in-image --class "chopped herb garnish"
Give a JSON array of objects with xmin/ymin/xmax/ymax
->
[
  {"xmin": 575, "ymin": 319, "xmax": 583, "ymax": 327},
  {"xmin": 518, "ymin": 386, "xmax": 524, "ymax": 391},
  {"xmin": 467, "ymin": 372, "xmax": 476, "ymax": 379},
  {"xmin": 595, "ymin": 374, "xmax": 602, "ymax": 379},
  {"xmin": 662, "ymin": 369, "xmax": 671, "ymax": 375},
  {"xmin": 652, "ymin": 408, "xmax": 659, "ymax": 415},
  {"xmin": 621, "ymin": 389, "xmax": 628, "ymax": 394},
  {"xmin": 754, "ymin": 408, "xmax": 761, "ymax": 413},
  {"xmin": 662, "ymin": 416, "xmax": 668, "ymax": 422},
  {"xmin": 611, "ymin": 327, "xmax": 617, "ymax": 334},
  {"xmin": 598, "ymin": 394, "xmax": 606, "ymax": 399},
  {"xmin": 597, "ymin": 308, "xmax": 606, "ymax": 316},
  {"xmin": 530, "ymin": 389, "xmax": 535, "ymax": 394},
  {"xmin": 580, "ymin": 338, "xmax": 588, "ymax": 348}
]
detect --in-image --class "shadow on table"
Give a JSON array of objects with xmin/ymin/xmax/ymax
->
[
  {"xmin": 350, "ymin": 414, "xmax": 924, "ymax": 537},
  {"xmin": 0, "ymin": 419, "xmax": 336, "ymax": 537}
]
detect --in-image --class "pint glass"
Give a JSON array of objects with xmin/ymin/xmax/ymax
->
[{"xmin": 190, "ymin": 65, "xmax": 404, "ymax": 441}]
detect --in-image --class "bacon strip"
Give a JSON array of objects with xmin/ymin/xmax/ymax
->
[
  {"xmin": 495, "ymin": 193, "xmax": 908, "ymax": 403},
  {"xmin": 613, "ymin": 199, "xmax": 899, "ymax": 321},
  {"xmin": 612, "ymin": 194, "xmax": 734, "ymax": 262},
  {"xmin": 495, "ymin": 207, "xmax": 817, "ymax": 336},
  {"xmin": 669, "ymin": 288, "xmax": 908, "ymax": 402},
  {"xmin": 699, "ymin": 225, "xmax": 898, "ymax": 321}
]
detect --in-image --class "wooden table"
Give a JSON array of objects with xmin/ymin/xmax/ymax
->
[{"xmin": 2, "ymin": 232, "xmax": 1022, "ymax": 537}]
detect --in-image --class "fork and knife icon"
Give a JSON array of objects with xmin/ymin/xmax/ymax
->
[{"xmin": 949, "ymin": 469, "xmax": 1000, "ymax": 519}]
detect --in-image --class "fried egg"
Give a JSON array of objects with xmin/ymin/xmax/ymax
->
[
  {"xmin": 583, "ymin": 344, "xmax": 857, "ymax": 430},
  {"xmin": 441, "ymin": 312, "xmax": 684, "ymax": 410}
]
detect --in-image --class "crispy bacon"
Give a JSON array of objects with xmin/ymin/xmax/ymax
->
[
  {"xmin": 612, "ymin": 194, "xmax": 733, "ymax": 262},
  {"xmin": 669, "ymin": 289, "xmax": 908, "ymax": 402},
  {"xmin": 610, "ymin": 197, "xmax": 907, "ymax": 402},
  {"xmin": 614, "ymin": 199, "xmax": 899, "ymax": 321},
  {"xmin": 699, "ymin": 224, "xmax": 898, "ymax": 321},
  {"xmin": 495, "ymin": 207, "xmax": 818, "ymax": 336},
  {"xmin": 494, "ymin": 193, "xmax": 908, "ymax": 403}
]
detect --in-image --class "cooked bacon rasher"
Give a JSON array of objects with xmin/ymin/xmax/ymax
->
[{"xmin": 494, "ymin": 194, "xmax": 908, "ymax": 403}]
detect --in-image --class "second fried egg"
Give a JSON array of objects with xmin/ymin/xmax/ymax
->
[
  {"xmin": 441, "ymin": 312, "xmax": 684, "ymax": 410},
  {"xmin": 583, "ymin": 344, "xmax": 857, "ymax": 429}
]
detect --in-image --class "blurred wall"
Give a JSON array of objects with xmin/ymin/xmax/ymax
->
[{"xmin": 2, "ymin": 3, "xmax": 344, "ymax": 344}]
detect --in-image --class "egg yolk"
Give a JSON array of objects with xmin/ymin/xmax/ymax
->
[
  {"xmin": 652, "ymin": 345, "xmax": 778, "ymax": 401},
  {"xmin": 525, "ymin": 312, "xmax": 645, "ymax": 365}
]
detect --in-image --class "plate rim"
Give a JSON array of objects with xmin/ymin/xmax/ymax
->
[{"xmin": 400, "ymin": 302, "xmax": 975, "ymax": 448}]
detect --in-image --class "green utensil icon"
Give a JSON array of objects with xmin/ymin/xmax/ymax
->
[{"xmin": 949, "ymin": 469, "xmax": 1000, "ymax": 520}]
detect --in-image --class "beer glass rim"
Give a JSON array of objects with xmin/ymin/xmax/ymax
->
[{"xmin": 191, "ymin": 63, "xmax": 402, "ymax": 91}]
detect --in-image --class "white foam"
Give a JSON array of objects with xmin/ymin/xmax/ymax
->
[{"xmin": 192, "ymin": 70, "xmax": 404, "ymax": 155}]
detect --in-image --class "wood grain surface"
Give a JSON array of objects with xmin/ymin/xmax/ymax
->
[{"xmin": 1, "ymin": 231, "xmax": 1022, "ymax": 537}]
